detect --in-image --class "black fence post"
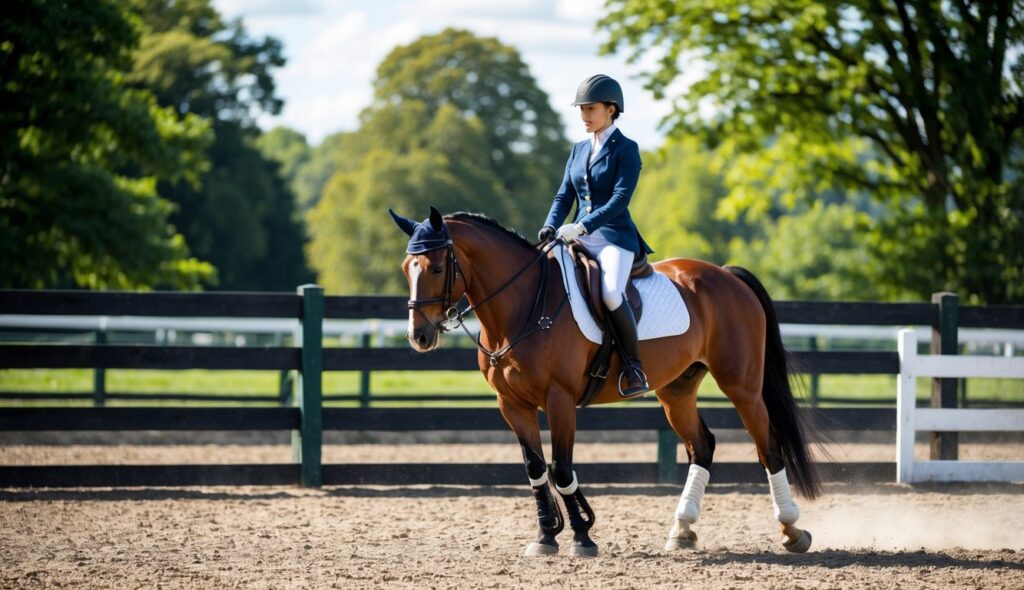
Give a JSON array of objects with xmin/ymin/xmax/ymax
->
[
  {"xmin": 657, "ymin": 429, "xmax": 679, "ymax": 484},
  {"xmin": 93, "ymin": 330, "xmax": 107, "ymax": 407},
  {"xmin": 359, "ymin": 332, "xmax": 372, "ymax": 408},
  {"xmin": 808, "ymin": 336, "xmax": 820, "ymax": 406},
  {"xmin": 930, "ymin": 291, "xmax": 959, "ymax": 460},
  {"xmin": 292, "ymin": 285, "xmax": 323, "ymax": 487}
]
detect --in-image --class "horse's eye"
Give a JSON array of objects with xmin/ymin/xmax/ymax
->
[{"xmin": 431, "ymin": 266, "xmax": 444, "ymax": 275}]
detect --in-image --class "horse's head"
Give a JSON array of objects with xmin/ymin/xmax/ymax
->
[{"xmin": 390, "ymin": 206, "xmax": 466, "ymax": 352}]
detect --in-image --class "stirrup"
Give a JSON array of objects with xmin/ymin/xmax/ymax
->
[{"xmin": 617, "ymin": 365, "xmax": 649, "ymax": 398}]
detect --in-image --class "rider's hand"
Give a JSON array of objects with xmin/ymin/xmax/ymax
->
[
  {"xmin": 537, "ymin": 225, "xmax": 556, "ymax": 242},
  {"xmin": 555, "ymin": 222, "xmax": 586, "ymax": 242}
]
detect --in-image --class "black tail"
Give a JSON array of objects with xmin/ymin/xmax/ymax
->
[{"xmin": 725, "ymin": 266, "xmax": 822, "ymax": 499}]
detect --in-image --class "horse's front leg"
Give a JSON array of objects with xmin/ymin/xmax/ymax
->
[
  {"xmin": 497, "ymin": 398, "xmax": 564, "ymax": 556},
  {"xmin": 547, "ymin": 388, "xmax": 598, "ymax": 557}
]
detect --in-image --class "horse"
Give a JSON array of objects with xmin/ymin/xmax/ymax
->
[{"xmin": 389, "ymin": 206, "xmax": 820, "ymax": 557}]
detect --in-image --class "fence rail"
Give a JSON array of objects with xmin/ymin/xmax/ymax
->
[{"xmin": 2, "ymin": 288, "xmax": 1023, "ymax": 489}]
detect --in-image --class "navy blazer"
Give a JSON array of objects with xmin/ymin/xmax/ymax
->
[{"xmin": 544, "ymin": 128, "xmax": 652, "ymax": 254}]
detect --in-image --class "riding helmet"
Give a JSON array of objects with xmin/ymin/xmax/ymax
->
[{"xmin": 571, "ymin": 74, "xmax": 624, "ymax": 113}]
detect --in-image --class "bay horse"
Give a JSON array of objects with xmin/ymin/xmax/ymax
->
[{"xmin": 390, "ymin": 207, "xmax": 820, "ymax": 557}]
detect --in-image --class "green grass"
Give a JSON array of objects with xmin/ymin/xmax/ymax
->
[{"xmin": 1, "ymin": 368, "xmax": 1020, "ymax": 407}]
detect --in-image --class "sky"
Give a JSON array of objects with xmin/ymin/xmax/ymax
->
[{"xmin": 212, "ymin": 0, "xmax": 686, "ymax": 150}]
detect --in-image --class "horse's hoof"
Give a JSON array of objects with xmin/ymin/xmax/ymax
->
[
  {"xmin": 523, "ymin": 542, "xmax": 559, "ymax": 557},
  {"xmin": 783, "ymin": 529, "xmax": 812, "ymax": 554},
  {"xmin": 664, "ymin": 529, "xmax": 697, "ymax": 550},
  {"xmin": 569, "ymin": 542, "xmax": 599, "ymax": 557}
]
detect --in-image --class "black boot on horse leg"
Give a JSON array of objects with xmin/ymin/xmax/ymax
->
[
  {"xmin": 607, "ymin": 296, "xmax": 649, "ymax": 398},
  {"xmin": 524, "ymin": 470, "xmax": 564, "ymax": 556},
  {"xmin": 554, "ymin": 470, "xmax": 598, "ymax": 557}
]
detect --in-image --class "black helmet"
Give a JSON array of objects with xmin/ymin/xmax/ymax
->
[{"xmin": 571, "ymin": 74, "xmax": 624, "ymax": 113}]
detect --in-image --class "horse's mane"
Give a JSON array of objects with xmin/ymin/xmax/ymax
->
[{"xmin": 444, "ymin": 211, "xmax": 535, "ymax": 251}]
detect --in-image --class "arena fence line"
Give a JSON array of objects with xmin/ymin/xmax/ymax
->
[{"xmin": 0, "ymin": 288, "xmax": 1022, "ymax": 489}]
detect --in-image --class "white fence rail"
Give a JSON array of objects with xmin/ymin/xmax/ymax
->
[{"xmin": 897, "ymin": 329, "xmax": 1024, "ymax": 483}]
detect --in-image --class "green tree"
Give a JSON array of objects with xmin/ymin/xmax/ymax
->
[
  {"xmin": 310, "ymin": 103, "xmax": 505, "ymax": 294},
  {"xmin": 602, "ymin": 1, "xmax": 1024, "ymax": 303},
  {"xmin": 308, "ymin": 29, "xmax": 567, "ymax": 294},
  {"xmin": 631, "ymin": 138, "xmax": 754, "ymax": 263},
  {"xmin": 371, "ymin": 28, "xmax": 568, "ymax": 231},
  {"xmin": 0, "ymin": 0, "xmax": 213, "ymax": 289},
  {"xmin": 256, "ymin": 127, "xmax": 351, "ymax": 213},
  {"xmin": 129, "ymin": 0, "xmax": 313, "ymax": 290}
]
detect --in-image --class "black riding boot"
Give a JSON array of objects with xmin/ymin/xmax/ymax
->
[{"xmin": 607, "ymin": 298, "xmax": 649, "ymax": 398}]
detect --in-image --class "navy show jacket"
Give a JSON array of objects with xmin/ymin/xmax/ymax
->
[{"xmin": 544, "ymin": 127, "xmax": 653, "ymax": 255}]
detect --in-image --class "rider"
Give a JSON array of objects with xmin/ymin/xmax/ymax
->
[{"xmin": 538, "ymin": 74, "xmax": 653, "ymax": 398}]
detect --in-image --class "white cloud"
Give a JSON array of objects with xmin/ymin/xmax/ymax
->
[
  {"xmin": 216, "ymin": 0, "xmax": 318, "ymax": 17},
  {"xmin": 556, "ymin": 0, "xmax": 606, "ymax": 22},
  {"xmin": 213, "ymin": 0, "xmax": 679, "ymax": 149}
]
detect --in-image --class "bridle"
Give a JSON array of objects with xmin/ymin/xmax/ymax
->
[{"xmin": 407, "ymin": 236, "xmax": 568, "ymax": 367}]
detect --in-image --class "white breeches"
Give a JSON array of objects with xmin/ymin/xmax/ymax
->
[{"xmin": 577, "ymin": 235, "xmax": 634, "ymax": 310}]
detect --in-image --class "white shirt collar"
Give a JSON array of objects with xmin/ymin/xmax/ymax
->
[{"xmin": 591, "ymin": 122, "xmax": 618, "ymax": 149}]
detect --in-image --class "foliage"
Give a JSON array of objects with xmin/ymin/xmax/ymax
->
[
  {"xmin": 0, "ymin": 0, "xmax": 214, "ymax": 289},
  {"xmin": 256, "ymin": 127, "xmax": 351, "ymax": 213},
  {"xmin": 309, "ymin": 103, "xmax": 505, "ymax": 294},
  {"xmin": 632, "ymin": 138, "xmax": 890, "ymax": 300},
  {"xmin": 308, "ymin": 29, "xmax": 568, "ymax": 294},
  {"xmin": 368, "ymin": 27, "xmax": 568, "ymax": 231},
  {"xmin": 601, "ymin": 0, "xmax": 1024, "ymax": 302},
  {"xmin": 129, "ymin": 0, "xmax": 313, "ymax": 290},
  {"xmin": 631, "ymin": 138, "xmax": 752, "ymax": 263}
]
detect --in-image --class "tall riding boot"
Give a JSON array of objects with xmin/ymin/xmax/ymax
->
[{"xmin": 606, "ymin": 298, "xmax": 649, "ymax": 398}]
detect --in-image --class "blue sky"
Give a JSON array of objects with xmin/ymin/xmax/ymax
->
[{"xmin": 213, "ymin": 0, "xmax": 688, "ymax": 150}]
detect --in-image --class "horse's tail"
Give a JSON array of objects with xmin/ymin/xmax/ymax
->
[{"xmin": 725, "ymin": 265, "xmax": 823, "ymax": 499}]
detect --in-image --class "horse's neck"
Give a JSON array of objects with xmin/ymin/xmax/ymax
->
[{"xmin": 451, "ymin": 224, "xmax": 543, "ymax": 347}]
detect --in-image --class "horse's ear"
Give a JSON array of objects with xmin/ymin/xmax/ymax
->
[
  {"xmin": 389, "ymin": 208, "xmax": 418, "ymax": 237},
  {"xmin": 428, "ymin": 206, "xmax": 444, "ymax": 232}
]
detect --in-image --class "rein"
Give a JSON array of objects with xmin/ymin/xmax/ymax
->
[{"xmin": 407, "ymin": 238, "xmax": 568, "ymax": 367}]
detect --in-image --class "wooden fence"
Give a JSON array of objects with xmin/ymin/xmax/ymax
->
[{"xmin": 1, "ymin": 288, "xmax": 1022, "ymax": 488}]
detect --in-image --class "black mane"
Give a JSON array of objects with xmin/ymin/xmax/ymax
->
[{"xmin": 444, "ymin": 211, "xmax": 535, "ymax": 250}]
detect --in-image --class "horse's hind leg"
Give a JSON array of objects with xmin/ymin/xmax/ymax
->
[
  {"xmin": 715, "ymin": 370, "xmax": 812, "ymax": 553},
  {"xmin": 497, "ymin": 398, "xmax": 564, "ymax": 556},
  {"xmin": 656, "ymin": 364, "xmax": 716, "ymax": 550}
]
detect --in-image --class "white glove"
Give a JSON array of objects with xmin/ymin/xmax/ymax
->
[{"xmin": 556, "ymin": 222, "xmax": 586, "ymax": 241}]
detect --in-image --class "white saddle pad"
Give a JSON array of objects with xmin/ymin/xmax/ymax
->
[{"xmin": 552, "ymin": 244, "xmax": 689, "ymax": 345}]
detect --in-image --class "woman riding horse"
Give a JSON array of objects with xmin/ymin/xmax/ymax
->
[
  {"xmin": 389, "ymin": 77, "xmax": 819, "ymax": 559},
  {"xmin": 539, "ymin": 74, "xmax": 651, "ymax": 398}
]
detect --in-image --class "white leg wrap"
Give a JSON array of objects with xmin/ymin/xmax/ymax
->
[
  {"xmin": 554, "ymin": 471, "xmax": 578, "ymax": 495},
  {"xmin": 674, "ymin": 464, "xmax": 710, "ymax": 524},
  {"xmin": 766, "ymin": 468, "xmax": 800, "ymax": 524},
  {"xmin": 528, "ymin": 471, "xmax": 549, "ymax": 488}
]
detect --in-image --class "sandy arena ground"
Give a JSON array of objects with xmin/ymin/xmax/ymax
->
[{"xmin": 2, "ymin": 441, "xmax": 1023, "ymax": 589}]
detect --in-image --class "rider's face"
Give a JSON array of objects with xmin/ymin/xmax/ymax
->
[{"xmin": 580, "ymin": 103, "xmax": 615, "ymax": 134}]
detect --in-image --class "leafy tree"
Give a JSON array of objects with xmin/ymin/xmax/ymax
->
[
  {"xmin": 735, "ymin": 202, "xmax": 906, "ymax": 301},
  {"xmin": 631, "ymin": 138, "xmax": 754, "ymax": 263},
  {"xmin": 308, "ymin": 29, "xmax": 568, "ymax": 294},
  {"xmin": 371, "ymin": 28, "xmax": 568, "ymax": 231},
  {"xmin": 601, "ymin": 1, "xmax": 1024, "ymax": 302},
  {"xmin": 256, "ymin": 127, "xmax": 351, "ymax": 213},
  {"xmin": 0, "ymin": 0, "xmax": 213, "ymax": 289},
  {"xmin": 309, "ymin": 103, "xmax": 505, "ymax": 294},
  {"xmin": 128, "ymin": 0, "xmax": 313, "ymax": 291}
]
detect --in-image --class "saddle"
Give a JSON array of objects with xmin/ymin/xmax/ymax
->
[
  {"xmin": 565, "ymin": 241, "xmax": 655, "ymax": 407},
  {"xmin": 566, "ymin": 242, "xmax": 653, "ymax": 326}
]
